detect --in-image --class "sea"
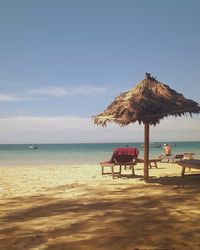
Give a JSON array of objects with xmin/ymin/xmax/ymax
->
[{"xmin": 0, "ymin": 141, "xmax": 199, "ymax": 167}]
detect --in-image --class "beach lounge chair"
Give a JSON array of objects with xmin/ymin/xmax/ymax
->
[
  {"xmin": 136, "ymin": 158, "xmax": 161, "ymax": 168},
  {"xmin": 100, "ymin": 147, "xmax": 139, "ymax": 178},
  {"xmin": 183, "ymin": 153, "xmax": 195, "ymax": 160},
  {"xmin": 176, "ymin": 159, "xmax": 200, "ymax": 176},
  {"xmin": 159, "ymin": 154, "xmax": 184, "ymax": 163}
]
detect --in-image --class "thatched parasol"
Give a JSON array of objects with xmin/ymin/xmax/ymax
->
[{"xmin": 93, "ymin": 73, "xmax": 200, "ymax": 179}]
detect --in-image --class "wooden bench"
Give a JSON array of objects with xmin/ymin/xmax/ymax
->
[
  {"xmin": 159, "ymin": 154, "xmax": 184, "ymax": 163},
  {"xmin": 100, "ymin": 147, "xmax": 139, "ymax": 178},
  {"xmin": 136, "ymin": 158, "xmax": 161, "ymax": 168},
  {"xmin": 183, "ymin": 153, "xmax": 195, "ymax": 160},
  {"xmin": 176, "ymin": 160, "xmax": 200, "ymax": 176},
  {"xmin": 100, "ymin": 161, "xmax": 137, "ymax": 178}
]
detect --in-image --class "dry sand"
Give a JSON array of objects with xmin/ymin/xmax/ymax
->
[{"xmin": 0, "ymin": 163, "xmax": 200, "ymax": 250}]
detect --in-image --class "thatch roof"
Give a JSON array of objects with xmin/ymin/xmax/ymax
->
[{"xmin": 94, "ymin": 73, "xmax": 200, "ymax": 126}]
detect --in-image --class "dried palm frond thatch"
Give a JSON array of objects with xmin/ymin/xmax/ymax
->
[
  {"xmin": 94, "ymin": 73, "xmax": 200, "ymax": 126},
  {"xmin": 93, "ymin": 73, "xmax": 200, "ymax": 180}
]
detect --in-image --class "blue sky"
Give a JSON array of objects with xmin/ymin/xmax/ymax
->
[{"xmin": 0, "ymin": 0, "xmax": 199, "ymax": 143}]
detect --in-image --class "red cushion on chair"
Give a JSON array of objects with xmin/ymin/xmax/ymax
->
[
  {"xmin": 113, "ymin": 147, "xmax": 139, "ymax": 157},
  {"xmin": 109, "ymin": 147, "xmax": 139, "ymax": 163}
]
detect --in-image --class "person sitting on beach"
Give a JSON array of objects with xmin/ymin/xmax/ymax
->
[{"xmin": 163, "ymin": 144, "xmax": 172, "ymax": 156}]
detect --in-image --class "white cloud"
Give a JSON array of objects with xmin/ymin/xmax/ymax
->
[
  {"xmin": 29, "ymin": 87, "xmax": 67, "ymax": 97},
  {"xmin": 149, "ymin": 116, "xmax": 200, "ymax": 142},
  {"xmin": 0, "ymin": 115, "xmax": 199, "ymax": 144},
  {"xmin": 0, "ymin": 85, "xmax": 106, "ymax": 103},
  {"xmin": 29, "ymin": 85, "xmax": 106, "ymax": 97},
  {"xmin": 0, "ymin": 93, "xmax": 43, "ymax": 103},
  {"xmin": 0, "ymin": 115, "xmax": 140, "ymax": 143},
  {"xmin": 151, "ymin": 116, "xmax": 200, "ymax": 130},
  {"xmin": 0, "ymin": 94, "xmax": 20, "ymax": 102},
  {"xmin": 65, "ymin": 86, "xmax": 106, "ymax": 96}
]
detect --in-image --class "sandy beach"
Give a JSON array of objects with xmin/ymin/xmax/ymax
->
[{"xmin": 0, "ymin": 163, "xmax": 200, "ymax": 250}]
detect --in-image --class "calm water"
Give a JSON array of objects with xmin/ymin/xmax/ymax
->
[{"xmin": 0, "ymin": 141, "xmax": 199, "ymax": 167}]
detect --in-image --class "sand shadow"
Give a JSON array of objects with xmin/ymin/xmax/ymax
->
[
  {"xmin": 1, "ymin": 181, "xmax": 200, "ymax": 250},
  {"xmin": 146, "ymin": 174, "xmax": 200, "ymax": 187}
]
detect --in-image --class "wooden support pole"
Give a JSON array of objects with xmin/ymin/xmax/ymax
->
[{"xmin": 144, "ymin": 123, "xmax": 149, "ymax": 180}]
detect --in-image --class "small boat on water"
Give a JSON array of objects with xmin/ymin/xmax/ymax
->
[
  {"xmin": 163, "ymin": 143, "xmax": 176, "ymax": 147},
  {"xmin": 150, "ymin": 143, "xmax": 162, "ymax": 148},
  {"xmin": 141, "ymin": 143, "xmax": 161, "ymax": 148},
  {"xmin": 29, "ymin": 144, "xmax": 38, "ymax": 149}
]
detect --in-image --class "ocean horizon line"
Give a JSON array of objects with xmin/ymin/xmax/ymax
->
[{"xmin": 0, "ymin": 140, "xmax": 200, "ymax": 145}]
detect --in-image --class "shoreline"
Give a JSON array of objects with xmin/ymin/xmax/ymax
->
[{"xmin": 1, "ymin": 163, "xmax": 200, "ymax": 249}]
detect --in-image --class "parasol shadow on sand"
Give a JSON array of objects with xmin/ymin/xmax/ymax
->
[{"xmin": 93, "ymin": 73, "xmax": 200, "ymax": 180}]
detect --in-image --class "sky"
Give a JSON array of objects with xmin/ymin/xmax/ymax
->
[{"xmin": 0, "ymin": 0, "xmax": 200, "ymax": 144}]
